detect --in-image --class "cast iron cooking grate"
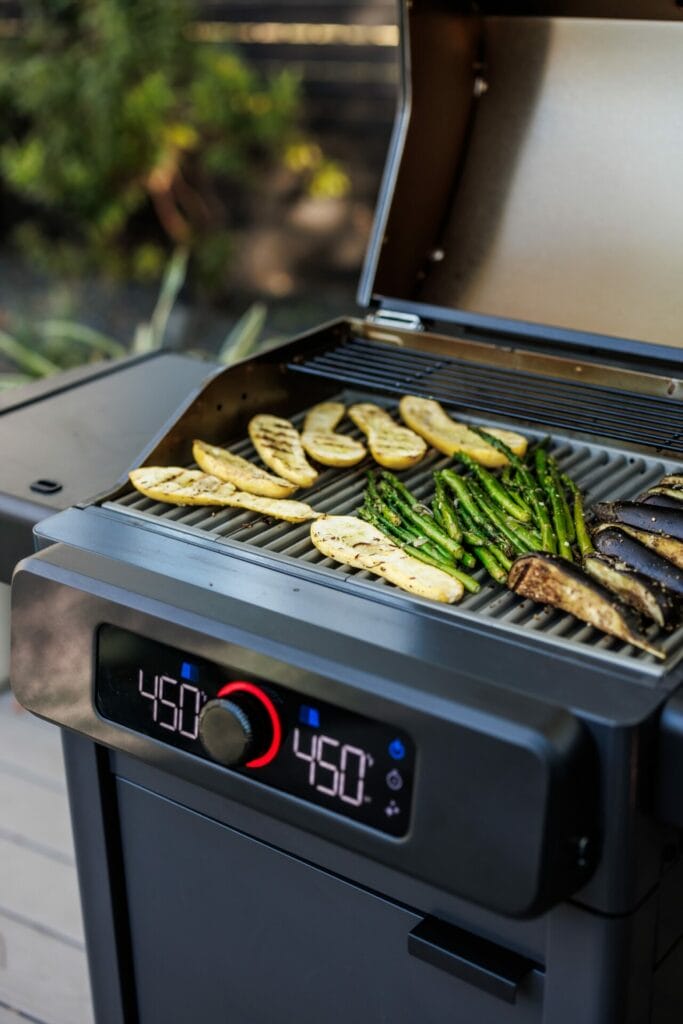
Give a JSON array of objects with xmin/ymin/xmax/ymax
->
[
  {"xmin": 287, "ymin": 336, "xmax": 683, "ymax": 454},
  {"xmin": 105, "ymin": 392, "xmax": 683, "ymax": 675}
]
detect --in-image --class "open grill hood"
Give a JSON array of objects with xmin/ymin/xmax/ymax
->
[{"xmin": 359, "ymin": 0, "xmax": 683, "ymax": 359}]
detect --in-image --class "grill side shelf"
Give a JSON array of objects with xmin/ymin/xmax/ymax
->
[{"xmin": 105, "ymin": 392, "xmax": 683, "ymax": 675}]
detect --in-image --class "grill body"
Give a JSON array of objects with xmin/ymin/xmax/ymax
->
[
  {"xmin": 10, "ymin": 321, "xmax": 683, "ymax": 1023},
  {"xmin": 10, "ymin": 0, "xmax": 683, "ymax": 1018}
]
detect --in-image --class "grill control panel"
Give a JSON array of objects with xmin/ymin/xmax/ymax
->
[{"xmin": 96, "ymin": 625, "xmax": 415, "ymax": 837}]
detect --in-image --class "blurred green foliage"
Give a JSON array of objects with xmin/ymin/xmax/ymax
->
[
  {"xmin": 0, "ymin": 246, "xmax": 271, "ymax": 390},
  {"xmin": 0, "ymin": 0, "xmax": 345, "ymax": 292}
]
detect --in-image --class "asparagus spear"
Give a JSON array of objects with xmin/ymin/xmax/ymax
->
[
  {"xmin": 440, "ymin": 471, "xmax": 516, "ymax": 555},
  {"xmin": 472, "ymin": 429, "xmax": 557, "ymax": 554},
  {"xmin": 535, "ymin": 449, "xmax": 573, "ymax": 561},
  {"xmin": 562, "ymin": 474, "xmax": 594, "ymax": 558},
  {"xmin": 456, "ymin": 506, "xmax": 513, "ymax": 572},
  {"xmin": 433, "ymin": 474, "xmax": 463, "ymax": 542},
  {"xmin": 379, "ymin": 480, "xmax": 465, "ymax": 562},
  {"xmin": 452, "ymin": 451, "xmax": 533, "ymax": 522},
  {"xmin": 359, "ymin": 506, "xmax": 481, "ymax": 593},
  {"xmin": 548, "ymin": 455, "xmax": 575, "ymax": 543},
  {"xmin": 467, "ymin": 478, "xmax": 532, "ymax": 555}
]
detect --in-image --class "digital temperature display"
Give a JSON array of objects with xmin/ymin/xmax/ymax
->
[{"xmin": 96, "ymin": 626, "xmax": 415, "ymax": 836}]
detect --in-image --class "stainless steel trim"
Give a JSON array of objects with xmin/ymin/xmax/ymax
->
[{"xmin": 352, "ymin": 317, "xmax": 683, "ymax": 401}]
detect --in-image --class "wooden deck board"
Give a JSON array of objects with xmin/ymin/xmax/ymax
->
[{"xmin": 0, "ymin": 694, "xmax": 93, "ymax": 1024}]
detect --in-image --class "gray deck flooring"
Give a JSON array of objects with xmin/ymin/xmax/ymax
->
[{"xmin": 0, "ymin": 691, "xmax": 94, "ymax": 1024}]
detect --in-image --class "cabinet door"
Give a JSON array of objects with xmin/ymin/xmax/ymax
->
[{"xmin": 117, "ymin": 779, "xmax": 543, "ymax": 1024}]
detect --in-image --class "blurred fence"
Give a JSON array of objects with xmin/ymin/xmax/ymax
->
[{"xmin": 0, "ymin": 0, "xmax": 399, "ymax": 183}]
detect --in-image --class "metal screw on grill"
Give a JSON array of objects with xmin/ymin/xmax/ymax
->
[
  {"xmin": 575, "ymin": 835, "xmax": 592, "ymax": 869},
  {"xmin": 473, "ymin": 77, "xmax": 489, "ymax": 98}
]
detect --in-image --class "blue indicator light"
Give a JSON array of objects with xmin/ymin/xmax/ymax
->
[
  {"xmin": 299, "ymin": 705, "xmax": 320, "ymax": 728},
  {"xmin": 180, "ymin": 661, "xmax": 199, "ymax": 683},
  {"xmin": 388, "ymin": 738, "xmax": 406, "ymax": 761}
]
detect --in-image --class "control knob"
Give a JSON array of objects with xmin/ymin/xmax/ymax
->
[{"xmin": 198, "ymin": 681, "xmax": 281, "ymax": 769}]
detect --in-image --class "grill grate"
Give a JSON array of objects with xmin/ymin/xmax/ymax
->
[
  {"xmin": 288, "ymin": 336, "xmax": 683, "ymax": 454},
  {"xmin": 105, "ymin": 392, "xmax": 683, "ymax": 676}
]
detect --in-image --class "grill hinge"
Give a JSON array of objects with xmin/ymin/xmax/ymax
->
[{"xmin": 367, "ymin": 309, "xmax": 424, "ymax": 332}]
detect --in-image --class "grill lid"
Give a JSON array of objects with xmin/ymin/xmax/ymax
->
[{"xmin": 359, "ymin": 0, "xmax": 683, "ymax": 359}]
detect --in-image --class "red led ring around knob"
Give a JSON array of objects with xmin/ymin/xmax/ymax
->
[{"xmin": 216, "ymin": 681, "xmax": 281, "ymax": 768}]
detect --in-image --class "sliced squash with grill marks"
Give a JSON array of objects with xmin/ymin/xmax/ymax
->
[
  {"xmin": 193, "ymin": 439, "xmax": 296, "ymax": 498},
  {"xmin": 347, "ymin": 403, "xmax": 426, "ymax": 470},
  {"xmin": 248, "ymin": 415, "xmax": 318, "ymax": 488},
  {"xmin": 301, "ymin": 401, "xmax": 366, "ymax": 468},
  {"xmin": 310, "ymin": 515, "xmax": 463, "ymax": 603},
  {"xmin": 399, "ymin": 396, "xmax": 527, "ymax": 468},
  {"xmin": 129, "ymin": 467, "xmax": 319, "ymax": 522}
]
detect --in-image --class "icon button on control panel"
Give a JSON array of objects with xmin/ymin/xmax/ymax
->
[
  {"xmin": 384, "ymin": 800, "xmax": 401, "ymax": 818},
  {"xmin": 388, "ymin": 738, "xmax": 406, "ymax": 760},
  {"xmin": 386, "ymin": 769, "xmax": 403, "ymax": 792}
]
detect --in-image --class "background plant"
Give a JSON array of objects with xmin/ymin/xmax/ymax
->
[{"xmin": 0, "ymin": 0, "xmax": 345, "ymax": 294}]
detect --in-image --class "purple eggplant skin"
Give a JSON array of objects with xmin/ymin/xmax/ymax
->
[
  {"xmin": 583, "ymin": 553, "xmax": 679, "ymax": 631},
  {"xmin": 592, "ymin": 526, "xmax": 683, "ymax": 598},
  {"xmin": 508, "ymin": 552, "xmax": 664, "ymax": 659},
  {"xmin": 638, "ymin": 492, "xmax": 682, "ymax": 510},
  {"xmin": 647, "ymin": 487, "xmax": 683, "ymax": 504},
  {"xmin": 593, "ymin": 501, "xmax": 683, "ymax": 541}
]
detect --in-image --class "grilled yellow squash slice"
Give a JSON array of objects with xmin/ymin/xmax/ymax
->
[
  {"xmin": 248, "ymin": 415, "xmax": 318, "ymax": 488},
  {"xmin": 219, "ymin": 491, "xmax": 321, "ymax": 523},
  {"xmin": 129, "ymin": 467, "xmax": 237, "ymax": 505},
  {"xmin": 399, "ymin": 396, "xmax": 527, "ymax": 467},
  {"xmin": 129, "ymin": 467, "xmax": 319, "ymax": 522},
  {"xmin": 310, "ymin": 515, "xmax": 463, "ymax": 603},
  {"xmin": 301, "ymin": 401, "xmax": 366, "ymax": 468},
  {"xmin": 193, "ymin": 440, "xmax": 296, "ymax": 498},
  {"xmin": 347, "ymin": 403, "xmax": 427, "ymax": 469}
]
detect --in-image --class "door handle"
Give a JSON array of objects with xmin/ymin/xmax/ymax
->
[{"xmin": 408, "ymin": 917, "xmax": 537, "ymax": 1004}]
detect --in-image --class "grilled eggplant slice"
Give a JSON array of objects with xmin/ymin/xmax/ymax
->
[
  {"xmin": 192, "ymin": 440, "xmax": 296, "ymax": 498},
  {"xmin": 592, "ymin": 526, "xmax": 683, "ymax": 598},
  {"xmin": 399, "ymin": 395, "xmax": 527, "ymax": 467},
  {"xmin": 310, "ymin": 515, "xmax": 463, "ymax": 603},
  {"xmin": 348, "ymin": 403, "xmax": 427, "ymax": 469},
  {"xmin": 593, "ymin": 523, "xmax": 683, "ymax": 570},
  {"xmin": 301, "ymin": 401, "xmax": 366, "ymax": 468},
  {"xmin": 646, "ymin": 487, "xmax": 683, "ymax": 504},
  {"xmin": 583, "ymin": 553, "xmax": 678, "ymax": 630},
  {"xmin": 129, "ymin": 467, "xmax": 319, "ymax": 521},
  {"xmin": 508, "ymin": 553, "xmax": 664, "ymax": 658},
  {"xmin": 660, "ymin": 475, "xmax": 683, "ymax": 488},
  {"xmin": 638, "ymin": 492, "xmax": 682, "ymax": 510},
  {"xmin": 248, "ymin": 415, "xmax": 318, "ymax": 488},
  {"xmin": 593, "ymin": 501, "xmax": 683, "ymax": 541}
]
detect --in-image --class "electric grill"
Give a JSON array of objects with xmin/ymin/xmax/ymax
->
[{"xmin": 10, "ymin": 3, "xmax": 683, "ymax": 1022}]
